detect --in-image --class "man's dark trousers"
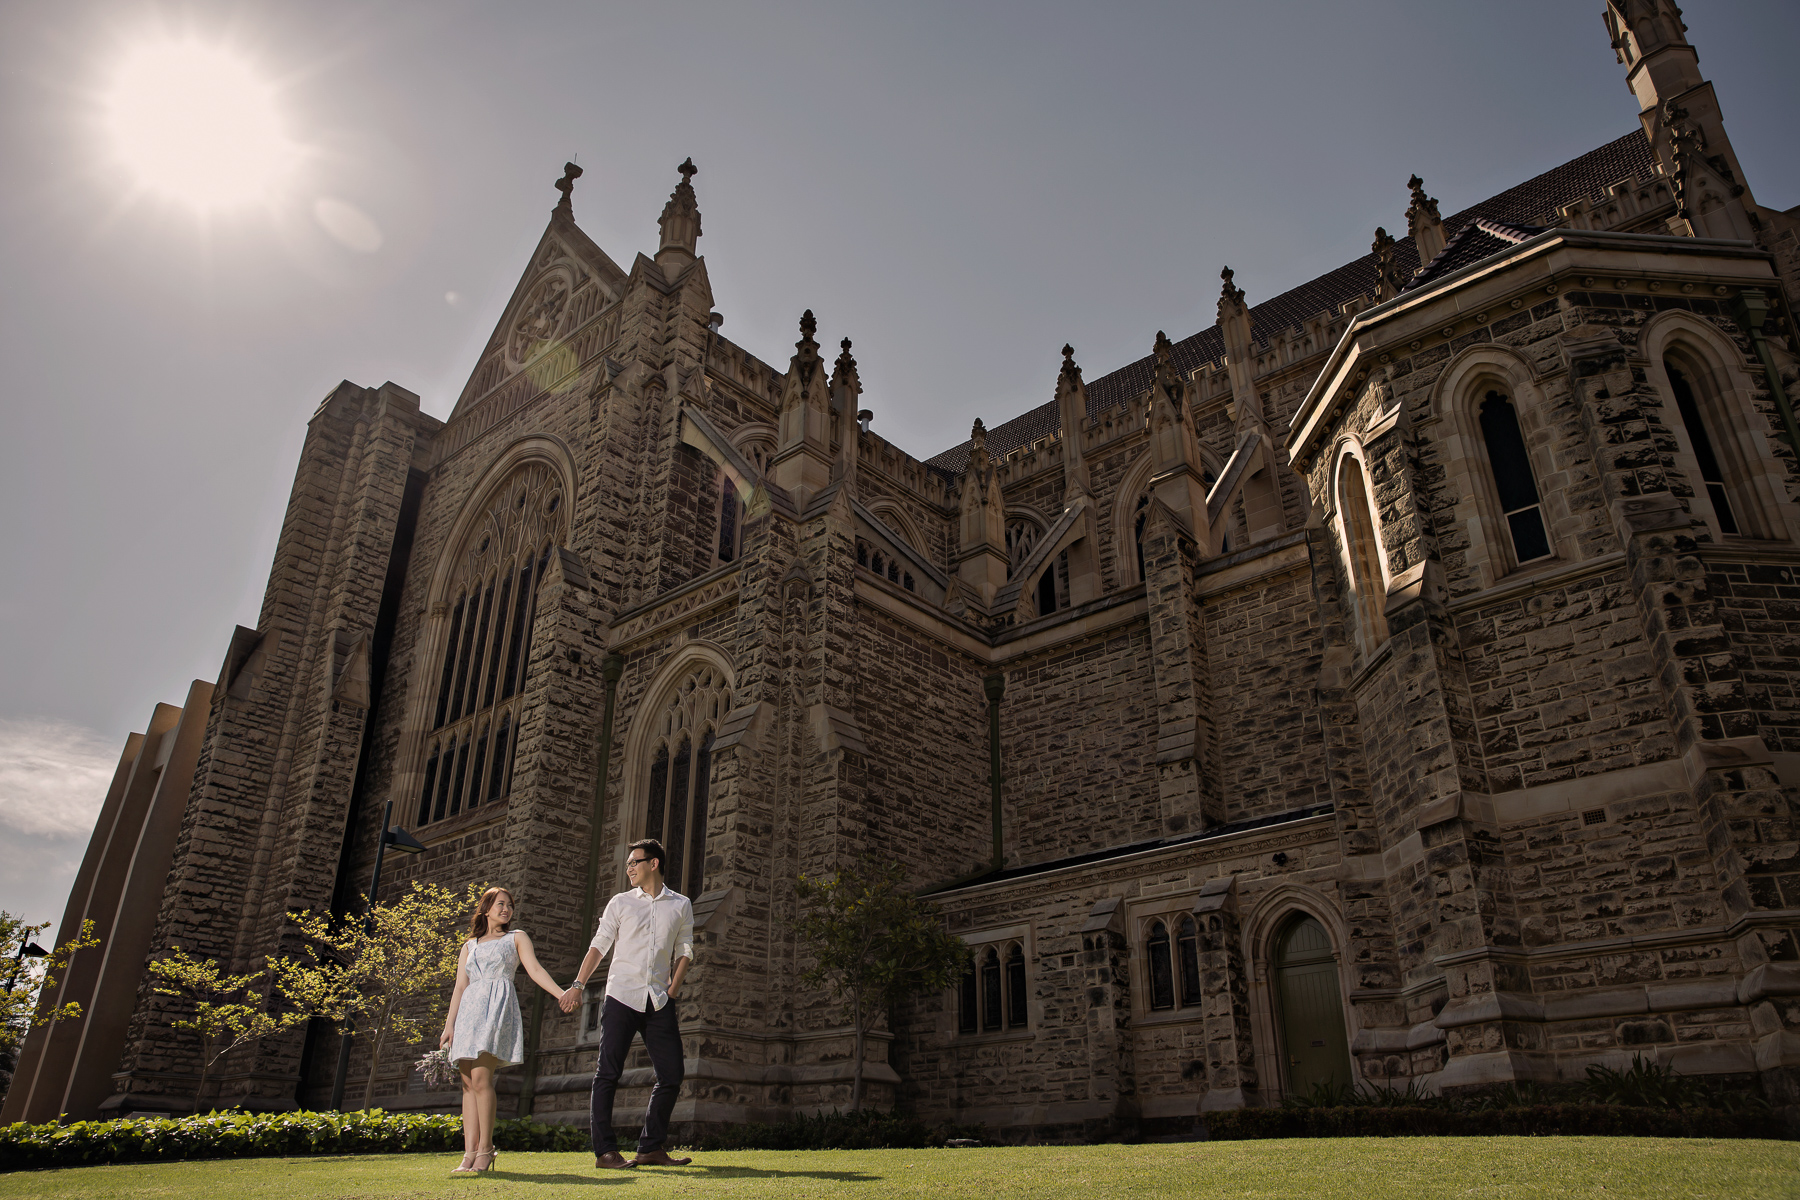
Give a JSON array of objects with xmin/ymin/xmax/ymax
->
[{"xmin": 590, "ymin": 995, "xmax": 684, "ymax": 1156}]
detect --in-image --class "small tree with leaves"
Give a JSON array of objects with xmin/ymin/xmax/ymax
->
[
  {"xmin": 1, "ymin": 913, "xmax": 100, "ymax": 1065},
  {"xmin": 146, "ymin": 948, "xmax": 307, "ymax": 1112},
  {"xmin": 272, "ymin": 880, "xmax": 472, "ymax": 1110},
  {"xmin": 792, "ymin": 859, "xmax": 969, "ymax": 1109}
]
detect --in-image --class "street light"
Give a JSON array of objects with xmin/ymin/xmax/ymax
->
[
  {"xmin": 328, "ymin": 800, "xmax": 426, "ymax": 1111},
  {"xmin": 6, "ymin": 937, "xmax": 47, "ymax": 991}
]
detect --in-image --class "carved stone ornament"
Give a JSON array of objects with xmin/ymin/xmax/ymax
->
[{"xmin": 509, "ymin": 273, "xmax": 571, "ymax": 364}]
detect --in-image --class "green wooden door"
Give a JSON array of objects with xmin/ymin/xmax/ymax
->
[{"xmin": 1274, "ymin": 915, "xmax": 1351, "ymax": 1096}]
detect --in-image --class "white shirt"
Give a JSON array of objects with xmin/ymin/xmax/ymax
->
[{"xmin": 589, "ymin": 885, "xmax": 694, "ymax": 1012}]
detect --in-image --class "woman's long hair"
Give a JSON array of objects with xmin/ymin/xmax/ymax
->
[{"xmin": 470, "ymin": 886, "xmax": 514, "ymax": 939}]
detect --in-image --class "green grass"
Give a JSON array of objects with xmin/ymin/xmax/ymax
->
[{"xmin": 1, "ymin": 1139, "xmax": 1795, "ymax": 1199}]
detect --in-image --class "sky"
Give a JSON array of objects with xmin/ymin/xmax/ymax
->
[{"xmin": 1, "ymin": 0, "xmax": 1797, "ymax": 936}]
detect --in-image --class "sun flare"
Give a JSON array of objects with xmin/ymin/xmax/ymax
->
[{"xmin": 104, "ymin": 40, "xmax": 298, "ymax": 211}]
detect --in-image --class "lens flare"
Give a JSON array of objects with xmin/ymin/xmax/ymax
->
[{"xmin": 104, "ymin": 40, "xmax": 298, "ymax": 211}]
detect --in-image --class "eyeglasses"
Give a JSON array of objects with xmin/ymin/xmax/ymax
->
[{"xmin": 626, "ymin": 857, "xmax": 649, "ymax": 868}]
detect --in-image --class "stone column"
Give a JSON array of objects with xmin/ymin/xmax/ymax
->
[
  {"xmin": 1141, "ymin": 501, "xmax": 1219, "ymax": 833},
  {"xmin": 1079, "ymin": 898, "xmax": 1137, "ymax": 1137},
  {"xmin": 1193, "ymin": 876, "xmax": 1259, "ymax": 1110}
]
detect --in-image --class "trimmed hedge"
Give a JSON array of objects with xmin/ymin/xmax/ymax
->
[
  {"xmin": 0, "ymin": 1110, "xmax": 590, "ymax": 1172},
  {"xmin": 1203, "ymin": 1104, "xmax": 1791, "ymax": 1141}
]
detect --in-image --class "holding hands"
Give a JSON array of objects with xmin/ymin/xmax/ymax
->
[{"xmin": 559, "ymin": 984, "xmax": 582, "ymax": 1014}]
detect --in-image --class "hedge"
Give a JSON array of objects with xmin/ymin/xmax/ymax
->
[
  {"xmin": 0, "ymin": 1110, "xmax": 589, "ymax": 1172},
  {"xmin": 1202, "ymin": 1104, "xmax": 1792, "ymax": 1141}
]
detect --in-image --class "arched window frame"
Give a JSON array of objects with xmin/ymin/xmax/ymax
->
[
  {"xmin": 397, "ymin": 441, "xmax": 574, "ymax": 831},
  {"xmin": 620, "ymin": 648, "xmax": 734, "ymax": 898},
  {"xmin": 1139, "ymin": 913, "xmax": 1204, "ymax": 1015},
  {"xmin": 1112, "ymin": 447, "xmax": 1232, "ymax": 589},
  {"xmin": 1642, "ymin": 311, "xmax": 1797, "ymax": 543},
  {"xmin": 1431, "ymin": 347, "xmax": 1567, "ymax": 590},
  {"xmin": 1331, "ymin": 442, "xmax": 1391, "ymax": 657},
  {"xmin": 954, "ymin": 932, "xmax": 1031, "ymax": 1036}
]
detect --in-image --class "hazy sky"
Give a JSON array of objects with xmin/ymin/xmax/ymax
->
[{"xmin": 2, "ymin": 0, "xmax": 1796, "ymax": 933}]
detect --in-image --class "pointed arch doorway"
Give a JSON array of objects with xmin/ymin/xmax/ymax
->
[{"xmin": 1273, "ymin": 914, "xmax": 1351, "ymax": 1096}]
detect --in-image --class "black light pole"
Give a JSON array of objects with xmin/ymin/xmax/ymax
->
[
  {"xmin": 328, "ymin": 799, "xmax": 427, "ymax": 1111},
  {"xmin": 5, "ymin": 936, "xmax": 48, "ymax": 991}
]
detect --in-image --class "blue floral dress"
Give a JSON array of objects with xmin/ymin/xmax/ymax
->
[{"xmin": 449, "ymin": 930, "xmax": 525, "ymax": 1071}]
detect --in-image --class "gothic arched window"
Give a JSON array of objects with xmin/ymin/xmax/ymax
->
[
  {"xmin": 1176, "ymin": 914, "xmax": 1201, "ymax": 1007},
  {"xmin": 417, "ymin": 462, "xmax": 566, "ymax": 825},
  {"xmin": 1666, "ymin": 359, "xmax": 1738, "ymax": 536},
  {"xmin": 716, "ymin": 474, "xmax": 742, "ymax": 564},
  {"xmin": 980, "ymin": 946, "xmax": 1003, "ymax": 1031},
  {"xmin": 638, "ymin": 664, "xmax": 730, "ymax": 897},
  {"xmin": 1337, "ymin": 453, "xmax": 1389, "ymax": 654},
  {"xmin": 1005, "ymin": 943, "xmax": 1028, "ymax": 1028},
  {"xmin": 1147, "ymin": 920, "xmax": 1175, "ymax": 1011},
  {"xmin": 1478, "ymin": 391, "xmax": 1552, "ymax": 567}
]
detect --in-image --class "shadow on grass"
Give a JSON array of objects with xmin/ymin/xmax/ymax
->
[{"xmin": 487, "ymin": 1163, "xmax": 882, "ymax": 1186}]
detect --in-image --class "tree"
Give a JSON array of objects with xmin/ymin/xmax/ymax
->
[
  {"xmin": 792, "ymin": 859, "xmax": 970, "ymax": 1109},
  {"xmin": 146, "ymin": 948, "xmax": 307, "ymax": 1112},
  {"xmin": 1, "ymin": 913, "xmax": 100, "ymax": 1063},
  {"xmin": 272, "ymin": 880, "xmax": 472, "ymax": 1110}
]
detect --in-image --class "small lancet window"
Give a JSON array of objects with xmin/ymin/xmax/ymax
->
[
  {"xmin": 980, "ymin": 947, "xmax": 1003, "ymax": 1031},
  {"xmin": 717, "ymin": 474, "xmax": 743, "ymax": 563},
  {"xmin": 958, "ymin": 959, "xmax": 978, "ymax": 1035},
  {"xmin": 1176, "ymin": 915, "xmax": 1201, "ymax": 1007},
  {"xmin": 1147, "ymin": 920, "xmax": 1175, "ymax": 1011},
  {"xmin": 1478, "ymin": 391, "xmax": 1552, "ymax": 565},
  {"xmin": 1005, "ymin": 944, "xmax": 1028, "ymax": 1028},
  {"xmin": 1666, "ymin": 362, "xmax": 1739, "ymax": 535}
]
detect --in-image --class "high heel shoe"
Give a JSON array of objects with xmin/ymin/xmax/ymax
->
[
  {"xmin": 451, "ymin": 1150, "xmax": 478, "ymax": 1175},
  {"xmin": 472, "ymin": 1149, "xmax": 497, "ymax": 1173}
]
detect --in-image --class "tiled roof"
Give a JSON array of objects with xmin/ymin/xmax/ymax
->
[
  {"xmin": 1405, "ymin": 218, "xmax": 1546, "ymax": 289},
  {"xmin": 926, "ymin": 130, "xmax": 1658, "ymax": 474}
]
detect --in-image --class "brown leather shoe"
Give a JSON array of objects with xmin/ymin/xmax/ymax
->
[
  {"xmin": 595, "ymin": 1151, "xmax": 635, "ymax": 1169},
  {"xmin": 629, "ymin": 1150, "xmax": 693, "ymax": 1167}
]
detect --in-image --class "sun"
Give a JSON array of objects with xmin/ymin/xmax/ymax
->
[{"xmin": 103, "ymin": 40, "xmax": 298, "ymax": 212}]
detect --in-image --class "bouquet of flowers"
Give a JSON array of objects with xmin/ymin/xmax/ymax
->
[{"xmin": 414, "ymin": 1047, "xmax": 458, "ymax": 1088}]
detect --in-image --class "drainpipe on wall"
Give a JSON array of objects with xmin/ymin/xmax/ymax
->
[
  {"xmin": 1734, "ymin": 288, "xmax": 1800, "ymax": 472},
  {"xmin": 984, "ymin": 672, "xmax": 1006, "ymax": 874},
  {"xmin": 517, "ymin": 651, "xmax": 625, "ymax": 1118}
]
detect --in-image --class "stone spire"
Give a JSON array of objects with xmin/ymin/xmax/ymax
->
[
  {"xmin": 1055, "ymin": 344, "xmax": 1092, "ymax": 502},
  {"xmin": 553, "ymin": 161, "xmax": 583, "ymax": 220},
  {"xmin": 769, "ymin": 310, "xmax": 832, "ymax": 505},
  {"xmin": 1216, "ymin": 267, "xmax": 1258, "ymax": 426},
  {"xmin": 956, "ymin": 418, "xmax": 1009, "ymax": 608},
  {"xmin": 1405, "ymin": 175, "xmax": 1447, "ymax": 270},
  {"xmin": 1146, "ymin": 331, "xmax": 1210, "ymax": 544},
  {"xmin": 831, "ymin": 337, "xmax": 862, "ymax": 492},
  {"xmin": 1371, "ymin": 227, "xmax": 1405, "ymax": 302},
  {"xmin": 1604, "ymin": 1, "xmax": 1759, "ymax": 241},
  {"xmin": 656, "ymin": 158, "xmax": 703, "ymax": 267}
]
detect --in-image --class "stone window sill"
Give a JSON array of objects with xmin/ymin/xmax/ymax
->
[
  {"xmin": 956, "ymin": 1027, "xmax": 1033, "ymax": 1044},
  {"xmin": 1134, "ymin": 1006, "xmax": 1205, "ymax": 1028},
  {"xmin": 413, "ymin": 798, "xmax": 510, "ymax": 845}
]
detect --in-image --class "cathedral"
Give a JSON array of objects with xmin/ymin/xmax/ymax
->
[{"xmin": 8, "ymin": 2, "xmax": 1800, "ymax": 1138}]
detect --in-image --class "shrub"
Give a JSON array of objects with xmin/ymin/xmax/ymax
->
[{"xmin": 0, "ymin": 1109, "xmax": 596, "ymax": 1172}]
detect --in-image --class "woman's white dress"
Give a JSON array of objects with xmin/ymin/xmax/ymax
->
[{"xmin": 449, "ymin": 929, "xmax": 525, "ymax": 1071}]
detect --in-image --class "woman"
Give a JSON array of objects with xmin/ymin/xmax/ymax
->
[{"xmin": 439, "ymin": 886, "xmax": 567, "ymax": 1174}]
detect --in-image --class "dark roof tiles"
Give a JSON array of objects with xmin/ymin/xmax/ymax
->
[{"xmin": 926, "ymin": 131, "xmax": 1657, "ymax": 474}]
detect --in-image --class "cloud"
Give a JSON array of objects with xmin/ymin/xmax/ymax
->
[{"xmin": 0, "ymin": 718, "xmax": 119, "ymax": 839}]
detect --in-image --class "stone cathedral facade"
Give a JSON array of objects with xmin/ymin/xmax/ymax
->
[{"xmin": 10, "ymin": 2, "xmax": 1800, "ymax": 1137}]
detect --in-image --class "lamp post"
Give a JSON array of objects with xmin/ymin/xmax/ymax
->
[
  {"xmin": 328, "ymin": 800, "xmax": 427, "ymax": 1111},
  {"xmin": 5, "ymin": 936, "xmax": 47, "ymax": 991}
]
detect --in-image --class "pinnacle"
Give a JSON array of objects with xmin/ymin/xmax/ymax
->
[{"xmin": 678, "ymin": 157, "xmax": 698, "ymax": 183}]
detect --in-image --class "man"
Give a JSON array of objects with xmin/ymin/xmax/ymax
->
[{"xmin": 560, "ymin": 837, "xmax": 694, "ymax": 1169}]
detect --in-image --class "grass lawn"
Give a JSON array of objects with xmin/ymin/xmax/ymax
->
[{"xmin": 1, "ymin": 1138, "xmax": 1795, "ymax": 1199}]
